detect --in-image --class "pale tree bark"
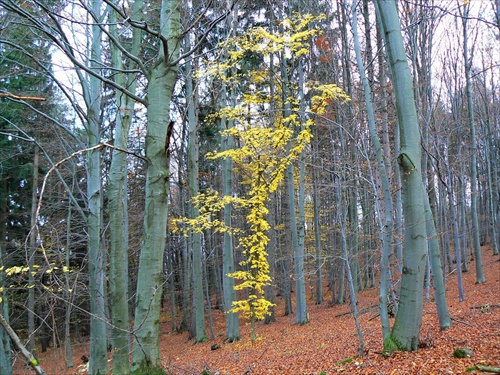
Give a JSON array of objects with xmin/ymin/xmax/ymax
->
[
  {"xmin": 280, "ymin": 50, "xmax": 307, "ymax": 325},
  {"xmin": 483, "ymin": 100, "xmax": 499, "ymax": 255},
  {"xmin": 27, "ymin": 145, "xmax": 39, "ymax": 351},
  {"xmin": 132, "ymin": 0, "xmax": 181, "ymax": 368},
  {"xmin": 423, "ymin": 192, "xmax": 452, "ymax": 328},
  {"xmin": 221, "ymin": 151, "xmax": 241, "ymax": 335},
  {"xmin": 312, "ymin": 126, "xmax": 323, "ymax": 305},
  {"xmin": 350, "ymin": 0, "xmax": 393, "ymax": 341},
  {"xmin": 402, "ymin": 0, "xmax": 451, "ymax": 329},
  {"xmin": 186, "ymin": 53, "xmax": 206, "ymax": 343},
  {"xmin": 297, "ymin": 59, "xmax": 309, "ymax": 314},
  {"xmin": 220, "ymin": 3, "xmax": 240, "ymax": 340},
  {"xmin": 439, "ymin": 144, "xmax": 466, "ymax": 301},
  {"xmin": 462, "ymin": 2, "xmax": 486, "ymax": 283},
  {"xmin": 339, "ymin": 0, "xmax": 361, "ymax": 293},
  {"xmin": 64, "ymin": 186, "xmax": 74, "ymax": 369},
  {"xmin": 0, "ymin": 241, "xmax": 11, "ymax": 375},
  {"xmin": 87, "ymin": 1, "xmax": 108, "ymax": 372},
  {"xmin": 0, "ymin": 313, "xmax": 46, "ymax": 375},
  {"xmin": 374, "ymin": 0, "xmax": 429, "ymax": 351},
  {"xmin": 107, "ymin": 0, "xmax": 142, "ymax": 372},
  {"xmin": 221, "ymin": 84, "xmax": 240, "ymax": 341},
  {"xmin": 337, "ymin": 184, "xmax": 364, "ymax": 356}
]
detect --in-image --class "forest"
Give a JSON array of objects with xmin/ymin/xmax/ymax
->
[{"xmin": 0, "ymin": 0, "xmax": 499, "ymax": 374}]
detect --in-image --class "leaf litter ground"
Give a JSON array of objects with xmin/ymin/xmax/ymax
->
[{"xmin": 13, "ymin": 246, "xmax": 499, "ymax": 374}]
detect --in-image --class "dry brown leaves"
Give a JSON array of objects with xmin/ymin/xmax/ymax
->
[{"xmin": 13, "ymin": 247, "xmax": 500, "ymax": 375}]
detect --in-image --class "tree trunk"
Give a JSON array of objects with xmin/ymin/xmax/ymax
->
[
  {"xmin": 281, "ymin": 54, "xmax": 307, "ymax": 325},
  {"xmin": 186, "ymin": 55, "xmax": 206, "ymax": 343},
  {"xmin": 64, "ymin": 188, "xmax": 74, "ymax": 369},
  {"xmin": 132, "ymin": 0, "xmax": 181, "ymax": 368},
  {"xmin": 0, "ymin": 313, "xmax": 46, "ymax": 375},
  {"xmin": 221, "ymin": 88, "xmax": 240, "ymax": 340},
  {"xmin": 28, "ymin": 145, "xmax": 39, "ymax": 351},
  {"xmin": 312, "ymin": 127, "xmax": 323, "ymax": 305},
  {"xmin": 0, "ymin": 240, "xmax": 12, "ymax": 375},
  {"xmin": 351, "ymin": 0, "xmax": 393, "ymax": 341},
  {"xmin": 107, "ymin": 1, "xmax": 142, "ymax": 372},
  {"xmin": 87, "ymin": 3, "xmax": 108, "ymax": 371},
  {"xmin": 462, "ymin": 2, "xmax": 486, "ymax": 283},
  {"xmin": 375, "ymin": 0, "xmax": 429, "ymax": 351},
  {"xmin": 423, "ymin": 192, "xmax": 451, "ymax": 329}
]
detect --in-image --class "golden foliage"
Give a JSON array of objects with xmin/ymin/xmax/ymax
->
[{"xmin": 178, "ymin": 13, "xmax": 349, "ymax": 339}]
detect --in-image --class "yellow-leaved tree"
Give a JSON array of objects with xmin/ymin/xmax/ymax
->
[{"xmin": 177, "ymin": 13, "xmax": 349, "ymax": 341}]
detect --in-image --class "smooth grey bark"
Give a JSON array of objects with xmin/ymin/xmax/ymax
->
[
  {"xmin": 0, "ymin": 241, "xmax": 11, "ymax": 375},
  {"xmin": 281, "ymin": 180, "xmax": 294, "ymax": 317},
  {"xmin": 264, "ymin": 192, "xmax": 277, "ymax": 324},
  {"xmin": 0, "ymin": 313, "xmax": 46, "ymax": 375},
  {"xmin": 107, "ymin": 1, "xmax": 142, "ymax": 372},
  {"xmin": 286, "ymin": 162, "xmax": 308, "ymax": 324},
  {"xmin": 221, "ymin": 94, "xmax": 240, "ymax": 341},
  {"xmin": 132, "ymin": 0, "xmax": 181, "ymax": 368},
  {"xmin": 337, "ymin": 184, "xmax": 364, "ymax": 356},
  {"xmin": 186, "ymin": 55, "xmax": 206, "ymax": 343},
  {"xmin": 336, "ymin": 237, "xmax": 345, "ymax": 304},
  {"xmin": 87, "ymin": 2, "xmax": 108, "ymax": 372},
  {"xmin": 220, "ymin": 0, "xmax": 240, "ymax": 342},
  {"xmin": 347, "ymin": 184, "xmax": 361, "ymax": 292},
  {"xmin": 458, "ymin": 173, "xmax": 469, "ymax": 272},
  {"xmin": 441, "ymin": 146, "xmax": 466, "ymax": 301},
  {"xmin": 27, "ymin": 145, "xmax": 39, "ymax": 351},
  {"xmin": 340, "ymin": 0, "xmax": 361, "ymax": 293},
  {"xmin": 297, "ymin": 60, "xmax": 309, "ymax": 322},
  {"xmin": 64, "ymin": 191, "xmax": 74, "ymax": 369},
  {"xmin": 312, "ymin": 128, "xmax": 323, "ymax": 305},
  {"xmin": 375, "ymin": 0, "xmax": 429, "ymax": 351},
  {"xmin": 484, "ymin": 118, "xmax": 499, "ymax": 255},
  {"xmin": 462, "ymin": 2, "xmax": 486, "ymax": 283},
  {"xmin": 280, "ymin": 51, "xmax": 307, "ymax": 325},
  {"xmin": 423, "ymin": 192, "xmax": 451, "ymax": 329},
  {"xmin": 399, "ymin": 0, "xmax": 450, "ymax": 330},
  {"xmin": 202, "ymin": 244, "xmax": 214, "ymax": 340},
  {"xmin": 178, "ymin": 124, "xmax": 192, "ymax": 333},
  {"xmin": 438, "ymin": 181, "xmax": 453, "ymax": 274},
  {"xmin": 350, "ymin": 0, "xmax": 392, "ymax": 341}
]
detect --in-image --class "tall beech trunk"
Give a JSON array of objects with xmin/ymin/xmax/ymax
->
[
  {"xmin": 375, "ymin": 0, "xmax": 429, "ymax": 351},
  {"xmin": 87, "ymin": 3, "xmax": 108, "ymax": 371},
  {"xmin": 186, "ymin": 55, "xmax": 206, "ymax": 343},
  {"xmin": 107, "ymin": 1, "xmax": 142, "ymax": 372},
  {"xmin": 0, "ymin": 225, "xmax": 11, "ymax": 375},
  {"xmin": 27, "ymin": 145, "xmax": 39, "ymax": 351},
  {"xmin": 462, "ymin": 2, "xmax": 486, "ymax": 283},
  {"xmin": 312, "ymin": 127, "xmax": 323, "ymax": 305},
  {"xmin": 280, "ymin": 53, "xmax": 307, "ymax": 325},
  {"xmin": 351, "ymin": 0, "xmax": 393, "ymax": 341},
  {"xmin": 132, "ymin": 0, "xmax": 181, "ymax": 368},
  {"xmin": 220, "ymin": 1, "xmax": 240, "ymax": 342},
  {"xmin": 220, "ymin": 108, "xmax": 239, "ymax": 339}
]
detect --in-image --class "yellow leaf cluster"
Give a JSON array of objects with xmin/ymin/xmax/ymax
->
[
  {"xmin": 310, "ymin": 83, "xmax": 351, "ymax": 115},
  {"xmin": 186, "ymin": 14, "xmax": 348, "ymax": 339}
]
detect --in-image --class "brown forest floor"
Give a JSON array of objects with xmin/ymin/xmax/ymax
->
[{"xmin": 13, "ymin": 246, "xmax": 500, "ymax": 375}]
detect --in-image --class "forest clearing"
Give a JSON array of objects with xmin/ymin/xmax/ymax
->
[{"xmin": 13, "ymin": 247, "xmax": 499, "ymax": 375}]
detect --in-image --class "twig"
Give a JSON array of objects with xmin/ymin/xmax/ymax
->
[
  {"xmin": 471, "ymin": 304, "xmax": 500, "ymax": 310},
  {"xmin": 335, "ymin": 304, "xmax": 378, "ymax": 318},
  {"xmin": 0, "ymin": 91, "xmax": 46, "ymax": 101},
  {"xmin": 243, "ymin": 348, "xmax": 268, "ymax": 375},
  {"xmin": 451, "ymin": 317, "xmax": 475, "ymax": 327},
  {"xmin": 0, "ymin": 312, "xmax": 48, "ymax": 375}
]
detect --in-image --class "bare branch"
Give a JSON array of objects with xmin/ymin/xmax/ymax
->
[
  {"xmin": 0, "ymin": 91, "xmax": 46, "ymax": 101},
  {"xmin": 0, "ymin": 313, "xmax": 48, "ymax": 375}
]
